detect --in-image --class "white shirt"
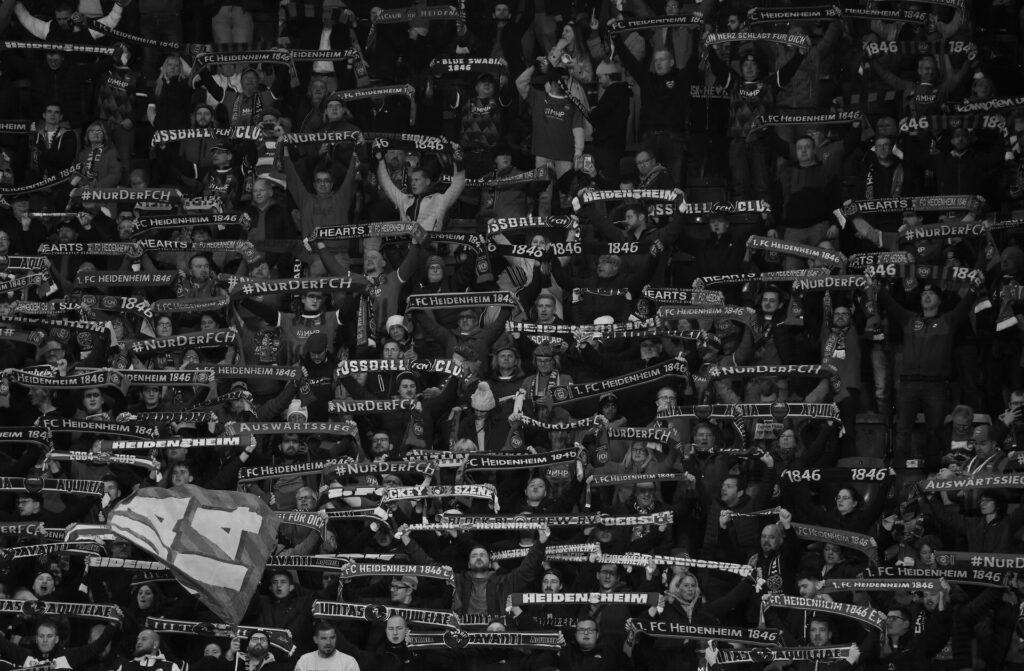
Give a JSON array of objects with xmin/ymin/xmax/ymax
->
[{"xmin": 294, "ymin": 650, "xmax": 360, "ymax": 671}]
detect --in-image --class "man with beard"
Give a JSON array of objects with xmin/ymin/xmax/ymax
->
[
  {"xmin": 339, "ymin": 368, "xmax": 459, "ymax": 451},
  {"xmin": 264, "ymin": 433, "xmax": 318, "ymax": 510},
  {"xmin": 295, "ymin": 622, "xmax": 359, "ymax": 671},
  {"xmin": 173, "ymin": 103, "xmax": 219, "ymax": 180},
  {"xmin": 743, "ymin": 509, "xmax": 800, "ymax": 624},
  {"xmin": 225, "ymin": 631, "xmax": 290, "ymax": 671},
  {"xmin": 116, "ymin": 630, "xmax": 185, "ymax": 671},
  {"xmin": 399, "ymin": 523, "xmax": 550, "ymax": 616}
]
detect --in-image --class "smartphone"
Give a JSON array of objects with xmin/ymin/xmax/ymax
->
[{"xmin": 582, "ymin": 154, "xmax": 594, "ymax": 172}]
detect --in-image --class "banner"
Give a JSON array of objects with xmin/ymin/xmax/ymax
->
[
  {"xmin": 693, "ymin": 268, "xmax": 829, "ymax": 289},
  {"xmin": 365, "ymin": 131, "xmax": 454, "ymax": 154},
  {"xmin": 834, "ymin": 195, "xmax": 983, "ymax": 226},
  {"xmin": 703, "ymin": 32, "xmax": 810, "ymax": 48},
  {"xmin": 313, "ymin": 600, "xmax": 458, "ymax": 628},
  {"xmin": 42, "ymin": 417, "xmax": 160, "ymax": 440},
  {"xmin": 780, "ymin": 467, "xmax": 890, "ymax": 484},
  {"xmin": 123, "ymin": 369, "xmax": 216, "ymax": 387},
  {"xmin": 818, "ymin": 578, "xmax": 941, "ymax": 593},
  {"xmin": 627, "ymin": 619, "xmax": 782, "ymax": 646},
  {"xmin": 486, "ymin": 215, "xmax": 573, "ymax": 236},
  {"xmin": 308, "ymin": 221, "xmax": 411, "ymax": 241},
  {"xmin": 102, "ymin": 435, "xmax": 250, "ymax": 451},
  {"xmin": 552, "ymin": 359, "xmax": 688, "ymax": 403},
  {"xmin": 46, "ymin": 451, "xmax": 159, "ymax": 471},
  {"xmin": 571, "ymin": 188, "xmax": 677, "ymax": 212},
  {"xmin": 946, "ymin": 96, "xmax": 1024, "ymax": 113},
  {"xmin": 129, "ymin": 329, "xmax": 237, "ymax": 355},
  {"xmin": 429, "ymin": 57, "xmax": 507, "ymax": 77},
  {"xmin": 107, "ymin": 485, "xmax": 280, "ymax": 624},
  {"xmin": 865, "ymin": 564, "xmax": 1010, "ymax": 588},
  {"xmin": 238, "ymin": 459, "xmax": 341, "ymax": 483},
  {"xmin": 328, "ymin": 399, "xmax": 417, "ymax": 414},
  {"xmin": 406, "ymin": 291, "xmax": 517, "ymax": 311},
  {"xmin": 746, "ymin": 5, "xmax": 842, "ymax": 23},
  {"xmin": 0, "ymin": 599, "xmax": 121, "ymax": 624},
  {"xmin": 919, "ymin": 474, "xmax": 1024, "ymax": 492},
  {"xmin": 749, "ymin": 111, "xmax": 860, "ymax": 134},
  {"xmin": 713, "ymin": 646, "xmax": 853, "ymax": 665},
  {"xmin": 336, "ymin": 358, "xmax": 465, "ymax": 378},
  {"xmin": 0, "ymin": 426, "xmax": 51, "ymax": 448},
  {"xmin": 144, "ymin": 617, "xmax": 294, "ymax": 656},
  {"xmin": 438, "ymin": 512, "xmax": 674, "ymax": 528},
  {"xmin": 193, "ymin": 49, "xmax": 293, "ymax": 71},
  {"xmin": 606, "ymin": 426, "xmax": 676, "ymax": 444},
  {"xmin": 75, "ymin": 271, "xmax": 177, "ymax": 287},
  {"xmin": 230, "ymin": 275, "xmax": 366, "ymax": 299},
  {"xmin": 791, "ymin": 522, "xmax": 879, "ymax": 563},
  {"xmin": 489, "ymin": 543, "xmax": 599, "ymax": 561},
  {"xmin": 150, "ymin": 126, "xmax": 263, "ymax": 147},
  {"xmin": 761, "ymin": 594, "xmax": 885, "ymax": 630},
  {"xmin": 1, "ymin": 368, "xmax": 127, "ymax": 395},
  {"xmin": 900, "ymin": 221, "xmax": 990, "ymax": 242},
  {"xmin": 580, "ymin": 552, "xmax": 751, "ymax": 577},
  {"xmin": 0, "ymin": 477, "xmax": 103, "ymax": 496},
  {"xmin": 0, "ymin": 40, "xmax": 114, "ymax": 54},
  {"xmin": 0, "ymin": 542, "xmax": 104, "ymax": 561},
  {"xmin": 511, "ymin": 592, "xmax": 659, "ymax": 606},
  {"xmin": 607, "ymin": 15, "xmax": 703, "ymax": 32},
  {"xmin": 464, "ymin": 447, "xmax": 583, "ymax": 471},
  {"xmin": 337, "ymin": 563, "xmax": 454, "ymax": 584},
  {"xmin": 70, "ymin": 188, "xmax": 183, "ymax": 203},
  {"xmin": 279, "ymin": 130, "xmax": 364, "ymax": 145},
  {"xmin": 130, "ymin": 212, "xmax": 251, "ymax": 236},
  {"xmin": 234, "ymin": 422, "xmax": 356, "ymax": 437},
  {"xmin": 747, "ymin": 235, "xmax": 844, "ymax": 268},
  {"xmin": 406, "ymin": 631, "xmax": 564, "ymax": 650},
  {"xmin": 379, "ymin": 484, "xmax": 498, "ymax": 509},
  {"xmin": 642, "ymin": 287, "xmax": 725, "ymax": 305}
]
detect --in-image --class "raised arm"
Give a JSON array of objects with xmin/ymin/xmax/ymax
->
[{"xmin": 13, "ymin": 2, "xmax": 49, "ymax": 39}]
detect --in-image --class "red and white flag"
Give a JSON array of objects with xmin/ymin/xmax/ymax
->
[{"xmin": 107, "ymin": 485, "xmax": 279, "ymax": 624}]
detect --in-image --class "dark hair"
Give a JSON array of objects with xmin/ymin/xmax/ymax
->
[
  {"xmin": 795, "ymin": 134, "xmax": 816, "ymax": 148},
  {"xmin": 315, "ymin": 620, "xmax": 336, "ymax": 635},
  {"xmin": 723, "ymin": 474, "xmax": 747, "ymax": 492}
]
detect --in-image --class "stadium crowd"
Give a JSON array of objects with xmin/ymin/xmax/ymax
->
[{"xmin": 0, "ymin": 0, "xmax": 1024, "ymax": 670}]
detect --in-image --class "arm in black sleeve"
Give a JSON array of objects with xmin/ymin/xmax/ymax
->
[
  {"xmin": 775, "ymin": 50, "xmax": 805, "ymax": 87},
  {"xmin": 240, "ymin": 297, "xmax": 282, "ymax": 325},
  {"xmin": 706, "ymin": 48, "xmax": 735, "ymax": 88}
]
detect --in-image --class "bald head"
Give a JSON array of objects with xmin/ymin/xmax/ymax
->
[{"xmin": 760, "ymin": 523, "xmax": 782, "ymax": 554}]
